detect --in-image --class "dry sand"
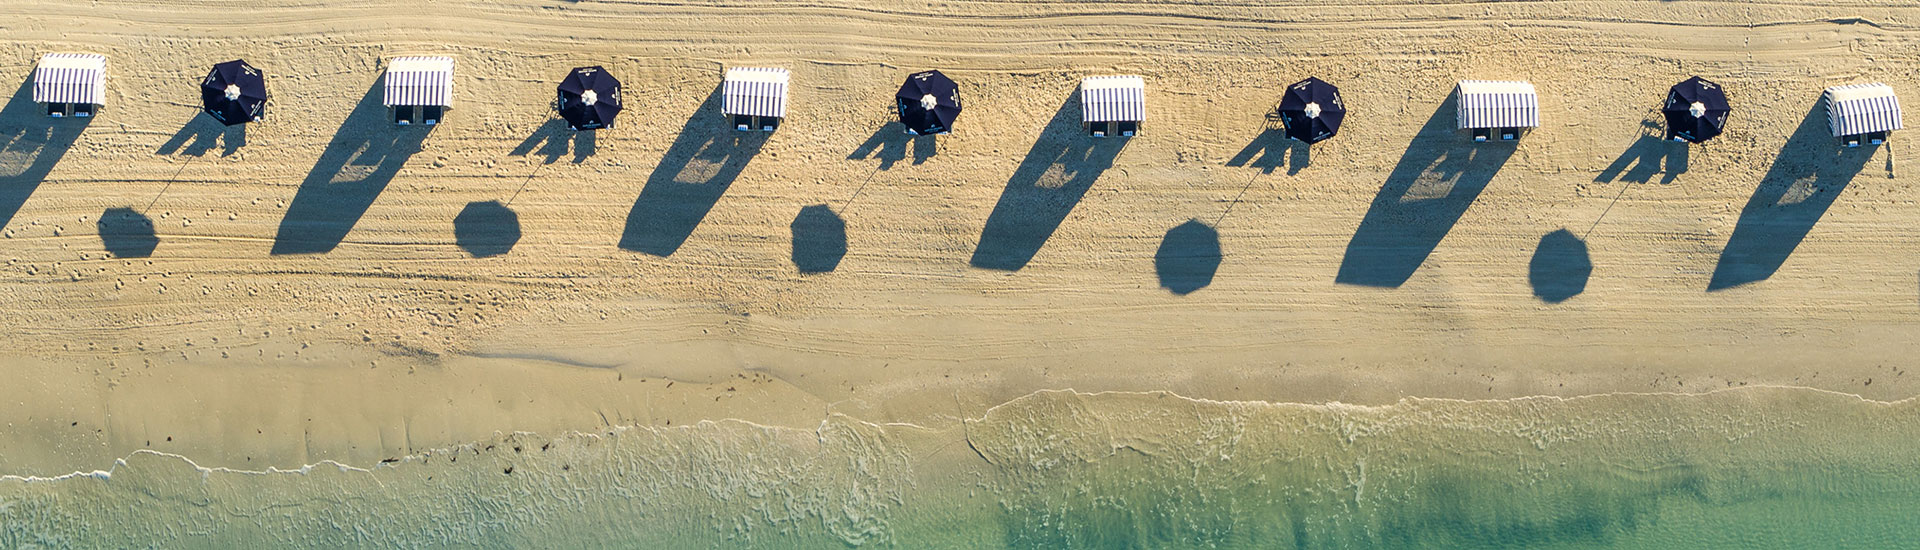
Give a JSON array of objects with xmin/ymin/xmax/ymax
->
[{"xmin": 2, "ymin": 0, "xmax": 1920, "ymax": 475}]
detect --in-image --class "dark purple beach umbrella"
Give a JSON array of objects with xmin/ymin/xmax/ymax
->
[
  {"xmin": 1278, "ymin": 77, "xmax": 1345, "ymax": 144},
  {"xmin": 1664, "ymin": 76, "xmax": 1730, "ymax": 144},
  {"xmin": 896, "ymin": 70, "xmax": 962, "ymax": 135},
  {"xmin": 200, "ymin": 59, "xmax": 267, "ymax": 126},
  {"xmin": 558, "ymin": 66, "xmax": 622, "ymax": 131}
]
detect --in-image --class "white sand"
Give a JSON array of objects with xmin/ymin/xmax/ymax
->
[{"xmin": 1, "ymin": 0, "xmax": 1918, "ymax": 474}]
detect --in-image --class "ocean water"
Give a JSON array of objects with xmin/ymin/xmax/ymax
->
[{"xmin": 3, "ymin": 387, "xmax": 1918, "ymax": 548}]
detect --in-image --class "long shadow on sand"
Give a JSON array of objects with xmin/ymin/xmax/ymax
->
[
  {"xmin": 1707, "ymin": 103, "xmax": 1874, "ymax": 290},
  {"xmin": 0, "ymin": 78, "xmax": 88, "ymax": 231},
  {"xmin": 156, "ymin": 115, "xmax": 245, "ymax": 158},
  {"xmin": 271, "ymin": 80, "xmax": 427, "ymax": 254},
  {"xmin": 1335, "ymin": 95, "xmax": 1514, "ymax": 287},
  {"xmin": 969, "ymin": 94, "xmax": 1125, "ymax": 271},
  {"xmin": 1596, "ymin": 132, "xmax": 1686, "ymax": 186},
  {"xmin": 849, "ymin": 123, "xmax": 936, "ymax": 169},
  {"xmin": 618, "ymin": 86, "xmax": 766, "ymax": 257},
  {"xmin": 1227, "ymin": 127, "xmax": 1309, "ymax": 175},
  {"xmin": 512, "ymin": 117, "xmax": 595, "ymax": 164}
]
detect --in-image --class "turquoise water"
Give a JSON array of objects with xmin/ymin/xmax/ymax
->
[{"xmin": 4, "ymin": 387, "xmax": 1918, "ymax": 548}]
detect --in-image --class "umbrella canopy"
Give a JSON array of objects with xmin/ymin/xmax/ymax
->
[
  {"xmin": 896, "ymin": 70, "xmax": 961, "ymax": 135},
  {"xmin": 1278, "ymin": 77, "xmax": 1345, "ymax": 144},
  {"xmin": 1664, "ymin": 76, "xmax": 1730, "ymax": 143},
  {"xmin": 200, "ymin": 59, "xmax": 267, "ymax": 126},
  {"xmin": 558, "ymin": 66, "xmax": 622, "ymax": 130}
]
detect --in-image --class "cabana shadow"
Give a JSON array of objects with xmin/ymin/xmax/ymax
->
[
  {"xmin": 1529, "ymin": 229, "xmax": 1590, "ymax": 303},
  {"xmin": 969, "ymin": 93, "xmax": 1125, "ymax": 271},
  {"xmin": 156, "ymin": 115, "xmax": 244, "ymax": 157},
  {"xmin": 1336, "ymin": 96, "xmax": 1514, "ymax": 287},
  {"xmin": 453, "ymin": 200, "xmax": 520, "ymax": 258},
  {"xmin": 271, "ymin": 80, "xmax": 427, "ymax": 255},
  {"xmin": 1155, "ymin": 219, "xmax": 1221, "ymax": 295},
  {"xmin": 0, "ymin": 78, "xmax": 88, "ymax": 231},
  {"xmin": 618, "ymin": 86, "xmax": 766, "ymax": 257},
  {"xmin": 1707, "ymin": 103, "xmax": 1873, "ymax": 291},
  {"xmin": 97, "ymin": 207, "xmax": 158, "ymax": 258},
  {"xmin": 511, "ymin": 118, "xmax": 593, "ymax": 164},
  {"xmin": 790, "ymin": 204, "xmax": 846, "ymax": 273}
]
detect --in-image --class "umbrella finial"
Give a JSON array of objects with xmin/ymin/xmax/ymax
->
[
  {"xmin": 1689, "ymin": 102, "xmax": 1706, "ymax": 118},
  {"xmin": 1303, "ymin": 102, "xmax": 1322, "ymax": 119},
  {"xmin": 582, "ymin": 90, "xmax": 599, "ymax": 106},
  {"xmin": 920, "ymin": 94, "xmax": 938, "ymax": 111},
  {"xmin": 224, "ymin": 84, "xmax": 241, "ymax": 101}
]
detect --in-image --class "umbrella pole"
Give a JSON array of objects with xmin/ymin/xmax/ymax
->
[
  {"xmin": 1215, "ymin": 169, "xmax": 1262, "ymax": 227},
  {"xmin": 506, "ymin": 163, "xmax": 543, "ymax": 207},
  {"xmin": 145, "ymin": 155, "xmax": 194, "ymax": 215}
]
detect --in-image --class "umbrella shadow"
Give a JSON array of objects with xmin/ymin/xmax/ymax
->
[
  {"xmin": 156, "ymin": 115, "xmax": 245, "ymax": 157},
  {"xmin": 453, "ymin": 200, "xmax": 520, "ymax": 258},
  {"xmin": 0, "ymin": 78, "xmax": 88, "ymax": 231},
  {"xmin": 849, "ymin": 122, "xmax": 936, "ymax": 169},
  {"xmin": 1155, "ymin": 219, "xmax": 1221, "ymax": 295},
  {"xmin": 969, "ymin": 93, "xmax": 1126, "ymax": 271},
  {"xmin": 618, "ymin": 85, "xmax": 766, "ymax": 257},
  {"xmin": 1335, "ymin": 95, "xmax": 1515, "ymax": 287},
  {"xmin": 98, "ymin": 207, "xmax": 158, "ymax": 258},
  {"xmin": 1707, "ymin": 102, "xmax": 1874, "ymax": 291},
  {"xmin": 1227, "ymin": 127, "xmax": 1308, "ymax": 175},
  {"xmin": 270, "ymin": 79, "xmax": 427, "ymax": 255},
  {"xmin": 1529, "ymin": 228, "xmax": 1590, "ymax": 303},
  {"xmin": 791, "ymin": 204, "xmax": 847, "ymax": 273},
  {"xmin": 511, "ymin": 117, "xmax": 594, "ymax": 164}
]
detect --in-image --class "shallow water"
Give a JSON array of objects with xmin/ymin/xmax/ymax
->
[{"xmin": 4, "ymin": 387, "xmax": 1918, "ymax": 548}]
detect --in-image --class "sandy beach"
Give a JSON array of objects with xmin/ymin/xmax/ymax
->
[{"xmin": 3, "ymin": 0, "xmax": 1920, "ymax": 482}]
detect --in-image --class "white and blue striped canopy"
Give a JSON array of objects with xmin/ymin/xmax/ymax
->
[
  {"xmin": 383, "ymin": 56, "xmax": 454, "ymax": 107},
  {"xmin": 1824, "ymin": 83, "xmax": 1902, "ymax": 137},
  {"xmin": 1081, "ymin": 75, "xmax": 1145, "ymax": 123},
  {"xmin": 1456, "ymin": 80, "xmax": 1538, "ymax": 129},
  {"xmin": 723, "ymin": 67, "xmax": 790, "ymax": 118},
  {"xmin": 33, "ymin": 53, "xmax": 106, "ymax": 105}
]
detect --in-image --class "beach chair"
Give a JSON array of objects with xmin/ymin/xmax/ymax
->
[
  {"xmin": 74, "ymin": 104, "xmax": 93, "ymax": 118},
  {"xmin": 1500, "ymin": 128, "xmax": 1518, "ymax": 141},
  {"xmin": 1845, "ymin": 136, "xmax": 1862, "ymax": 148},
  {"xmin": 733, "ymin": 114, "xmax": 752, "ymax": 131},
  {"xmin": 1472, "ymin": 128, "xmax": 1489, "ymax": 142},
  {"xmin": 422, "ymin": 106, "xmax": 442, "ymax": 126},
  {"xmin": 1869, "ymin": 131, "xmax": 1887, "ymax": 146},
  {"xmin": 1118, "ymin": 121, "xmax": 1138, "ymax": 137},
  {"xmin": 761, "ymin": 117, "xmax": 778, "ymax": 132},
  {"xmin": 46, "ymin": 103, "xmax": 63, "ymax": 117}
]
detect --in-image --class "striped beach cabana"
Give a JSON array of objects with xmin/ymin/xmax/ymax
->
[
  {"xmin": 1455, "ymin": 80, "xmax": 1538, "ymax": 141},
  {"xmin": 723, "ymin": 67, "xmax": 789, "ymax": 132},
  {"xmin": 1081, "ymin": 75, "xmax": 1144, "ymax": 138},
  {"xmin": 34, "ymin": 53, "xmax": 106, "ymax": 118},
  {"xmin": 1823, "ymin": 83, "xmax": 1901, "ymax": 147},
  {"xmin": 383, "ymin": 56, "xmax": 454, "ymax": 125}
]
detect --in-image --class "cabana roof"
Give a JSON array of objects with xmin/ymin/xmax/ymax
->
[
  {"xmin": 1081, "ymin": 75, "xmax": 1145, "ymax": 123},
  {"xmin": 1824, "ymin": 83, "xmax": 1901, "ymax": 137},
  {"xmin": 723, "ymin": 67, "xmax": 790, "ymax": 118},
  {"xmin": 1455, "ymin": 80, "xmax": 1538, "ymax": 129},
  {"xmin": 384, "ymin": 56, "xmax": 454, "ymax": 108},
  {"xmin": 34, "ymin": 53, "xmax": 106, "ymax": 105}
]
